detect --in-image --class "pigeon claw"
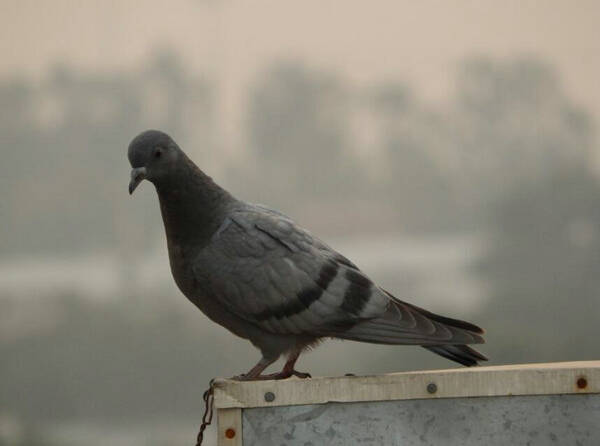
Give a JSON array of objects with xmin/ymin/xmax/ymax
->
[{"xmin": 230, "ymin": 370, "xmax": 312, "ymax": 381}]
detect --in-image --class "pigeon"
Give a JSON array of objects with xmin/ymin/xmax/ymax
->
[{"xmin": 128, "ymin": 130, "xmax": 487, "ymax": 380}]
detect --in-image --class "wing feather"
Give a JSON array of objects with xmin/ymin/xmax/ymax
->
[
  {"xmin": 194, "ymin": 204, "xmax": 485, "ymax": 353},
  {"xmin": 194, "ymin": 205, "xmax": 384, "ymax": 335}
]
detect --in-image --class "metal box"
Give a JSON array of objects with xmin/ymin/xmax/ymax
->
[{"xmin": 213, "ymin": 361, "xmax": 600, "ymax": 445}]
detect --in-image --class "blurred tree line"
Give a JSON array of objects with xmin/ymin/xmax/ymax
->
[
  {"xmin": 1, "ymin": 51, "xmax": 599, "ymax": 440},
  {"xmin": 3, "ymin": 53, "xmax": 593, "ymax": 255},
  {"xmin": 0, "ymin": 51, "xmax": 214, "ymax": 255}
]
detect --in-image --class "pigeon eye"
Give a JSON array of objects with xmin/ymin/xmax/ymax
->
[{"xmin": 154, "ymin": 148, "xmax": 162, "ymax": 159}]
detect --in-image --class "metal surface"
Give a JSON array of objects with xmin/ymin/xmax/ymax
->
[
  {"xmin": 242, "ymin": 394, "xmax": 600, "ymax": 445},
  {"xmin": 218, "ymin": 408, "xmax": 242, "ymax": 446},
  {"xmin": 214, "ymin": 361, "xmax": 600, "ymax": 445},
  {"xmin": 214, "ymin": 361, "xmax": 600, "ymax": 409}
]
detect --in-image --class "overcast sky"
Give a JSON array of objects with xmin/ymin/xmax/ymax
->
[{"xmin": 3, "ymin": 0, "xmax": 599, "ymax": 141}]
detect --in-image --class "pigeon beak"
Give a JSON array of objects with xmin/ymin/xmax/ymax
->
[{"xmin": 129, "ymin": 167, "xmax": 147, "ymax": 195}]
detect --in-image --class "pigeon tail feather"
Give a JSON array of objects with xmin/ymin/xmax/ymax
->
[
  {"xmin": 333, "ymin": 293, "xmax": 487, "ymax": 366},
  {"xmin": 422, "ymin": 344, "xmax": 488, "ymax": 367}
]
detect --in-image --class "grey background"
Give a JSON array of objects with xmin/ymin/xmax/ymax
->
[{"xmin": 1, "ymin": 1, "xmax": 600, "ymax": 445}]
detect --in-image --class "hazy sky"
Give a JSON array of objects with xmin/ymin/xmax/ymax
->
[{"xmin": 3, "ymin": 0, "xmax": 600, "ymax": 142}]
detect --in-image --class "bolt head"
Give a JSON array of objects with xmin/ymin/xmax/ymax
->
[
  {"xmin": 225, "ymin": 428, "xmax": 236, "ymax": 439},
  {"xmin": 427, "ymin": 382, "xmax": 438, "ymax": 394}
]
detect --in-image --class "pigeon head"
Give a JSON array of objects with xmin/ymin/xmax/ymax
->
[{"xmin": 128, "ymin": 130, "xmax": 184, "ymax": 194}]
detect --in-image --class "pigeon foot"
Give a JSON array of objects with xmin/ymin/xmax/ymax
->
[{"xmin": 231, "ymin": 370, "xmax": 311, "ymax": 381}]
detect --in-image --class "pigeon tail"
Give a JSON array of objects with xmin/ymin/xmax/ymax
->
[
  {"xmin": 422, "ymin": 344, "xmax": 488, "ymax": 367},
  {"xmin": 409, "ymin": 300, "xmax": 488, "ymax": 366},
  {"xmin": 333, "ymin": 293, "xmax": 487, "ymax": 366}
]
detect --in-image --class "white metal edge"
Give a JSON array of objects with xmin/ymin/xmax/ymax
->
[
  {"xmin": 217, "ymin": 407, "xmax": 242, "ymax": 446},
  {"xmin": 213, "ymin": 360, "xmax": 600, "ymax": 409}
]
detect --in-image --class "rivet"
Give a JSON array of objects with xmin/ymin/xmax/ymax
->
[
  {"xmin": 577, "ymin": 376, "xmax": 588, "ymax": 389},
  {"xmin": 264, "ymin": 391, "xmax": 276, "ymax": 402},
  {"xmin": 427, "ymin": 382, "xmax": 438, "ymax": 394},
  {"xmin": 225, "ymin": 428, "xmax": 236, "ymax": 439}
]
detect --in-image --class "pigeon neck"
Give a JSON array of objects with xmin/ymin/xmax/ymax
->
[{"xmin": 156, "ymin": 161, "xmax": 233, "ymax": 247}]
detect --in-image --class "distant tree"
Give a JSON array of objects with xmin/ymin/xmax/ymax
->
[
  {"xmin": 243, "ymin": 62, "xmax": 367, "ymax": 210},
  {"xmin": 370, "ymin": 57, "xmax": 596, "ymax": 234},
  {"xmin": 0, "ymin": 51, "xmax": 214, "ymax": 255},
  {"xmin": 476, "ymin": 165, "xmax": 600, "ymax": 363},
  {"xmin": 456, "ymin": 57, "xmax": 600, "ymax": 363},
  {"xmin": 451, "ymin": 57, "xmax": 593, "ymax": 212},
  {"xmin": 368, "ymin": 82, "xmax": 460, "ymax": 232}
]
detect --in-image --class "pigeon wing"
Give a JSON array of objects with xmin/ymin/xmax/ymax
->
[
  {"xmin": 194, "ymin": 205, "xmax": 388, "ymax": 335},
  {"xmin": 195, "ymin": 205, "xmax": 485, "ymax": 348}
]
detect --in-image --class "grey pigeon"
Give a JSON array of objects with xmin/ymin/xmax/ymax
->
[{"xmin": 128, "ymin": 130, "xmax": 487, "ymax": 380}]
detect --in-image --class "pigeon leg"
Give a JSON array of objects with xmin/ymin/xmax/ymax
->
[
  {"xmin": 232, "ymin": 351, "xmax": 311, "ymax": 381},
  {"xmin": 254, "ymin": 349, "xmax": 312, "ymax": 380},
  {"xmin": 232, "ymin": 356, "xmax": 277, "ymax": 381},
  {"xmin": 279, "ymin": 349, "xmax": 311, "ymax": 379}
]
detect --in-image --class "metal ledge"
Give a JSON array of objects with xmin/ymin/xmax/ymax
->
[{"xmin": 214, "ymin": 361, "xmax": 600, "ymax": 409}]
